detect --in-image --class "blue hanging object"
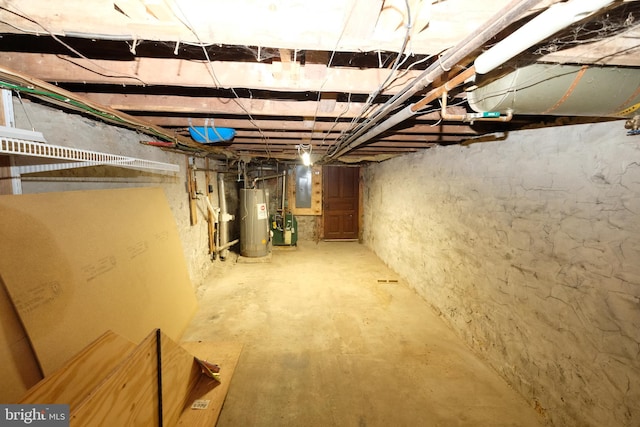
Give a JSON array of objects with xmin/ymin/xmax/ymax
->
[{"xmin": 188, "ymin": 119, "xmax": 235, "ymax": 143}]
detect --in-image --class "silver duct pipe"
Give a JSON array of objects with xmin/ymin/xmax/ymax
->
[
  {"xmin": 326, "ymin": 0, "xmax": 544, "ymax": 160},
  {"xmin": 467, "ymin": 63, "xmax": 640, "ymax": 117},
  {"xmin": 252, "ymin": 172, "xmax": 286, "ymax": 188},
  {"xmin": 282, "ymin": 170, "xmax": 286, "ymax": 212}
]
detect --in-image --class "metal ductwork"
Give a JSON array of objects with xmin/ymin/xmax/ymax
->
[{"xmin": 467, "ymin": 63, "xmax": 640, "ymax": 118}]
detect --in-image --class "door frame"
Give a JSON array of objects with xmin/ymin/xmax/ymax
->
[{"xmin": 321, "ymin": 165, "xmax": 362, "ymax": 241}]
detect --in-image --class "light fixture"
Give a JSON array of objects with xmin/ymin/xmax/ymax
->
[{"xmin": 296, "ymin": 143, "xmax": 312, "ymax": 166}]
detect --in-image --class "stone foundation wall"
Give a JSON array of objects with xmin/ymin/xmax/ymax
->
[{"xmin": 362, "ymin": 120, "xmax": 640, "ymax": 427}]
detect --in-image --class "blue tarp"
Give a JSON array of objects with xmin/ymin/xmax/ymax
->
[{"xmin": 189, "ymin": 126, "xmax": 236, "ymax": 143}]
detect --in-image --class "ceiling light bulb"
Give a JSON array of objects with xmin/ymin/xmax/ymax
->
[{"xmin": 301, "ymin": 151, "xmax": 311, "ymax": 166}]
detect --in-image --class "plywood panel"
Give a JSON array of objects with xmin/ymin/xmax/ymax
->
[
  {"xmin": 0, "ymin": 187, "xmax": 198, "ymax": 375},
  {"xmin": 178, "ymin": 341, "xmax": 243, "ymax": 426},
  {"xmin": 19, "ymin": 330, "xmax": 135, "ymax": 406},
  {"xmin": 69, "ymin": 329, "xmax": 197, "ymax": 427}
]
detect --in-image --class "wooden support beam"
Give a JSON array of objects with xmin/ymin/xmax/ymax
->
[
  {"xmin": 229, "ymin": 130, "xmax": 472, "ymax": 141},
  {"xmin": 0, "ymin": 89, "xmax": 19, "ymax": 195},
  {"xmin": 0, "ymin": 65, "xmax": 233, "ymax": 156},
  {"xmin": 186, "ymin": 157, "xmax": 198, "ymax": 226},
  {"xmin": 79, "ymin": 92, "xmax": 372, "ymax": 118},
  {"xmin": 132, "ymin": 115, "xmax": 478, "ymax": 134},
  {"xmin": 0, "ymin": 53, "xmax": 421, "ymax": 95}
]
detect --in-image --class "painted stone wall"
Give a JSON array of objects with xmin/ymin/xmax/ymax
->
[
  {"xmin": 11, "ymin": 99, "xmax": 223, "ymax": 289},
  {"xmin": 362, "ymin": 120, "xmax": 640, "ymax": 427}
]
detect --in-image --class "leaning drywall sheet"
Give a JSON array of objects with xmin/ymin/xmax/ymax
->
[
  {"xmin": 0, "ymin": 187, "xmax": 197, "ymax": 375},
  {"xmin": 0, "ymin": 278, "xmax": 42, "ymax": 402}
]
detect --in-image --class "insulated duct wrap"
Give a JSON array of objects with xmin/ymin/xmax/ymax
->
[{"xmin": 467, "ymin": 63, "xmax": 640, "ymax": 118}]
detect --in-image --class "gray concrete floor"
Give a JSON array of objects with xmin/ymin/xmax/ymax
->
[{"xmin": 182, "ymin": 241, "xmax": 544, "ymax": 427}]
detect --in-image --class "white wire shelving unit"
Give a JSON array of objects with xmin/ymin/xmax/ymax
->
[{"xmin": 1, "ymin": 136, "xmax": 180, "ymax": 175}]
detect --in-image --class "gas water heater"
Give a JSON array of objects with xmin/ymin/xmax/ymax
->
[{"xmin": 239, "ymin": 188, "xmax": 270, "ymax": 257}]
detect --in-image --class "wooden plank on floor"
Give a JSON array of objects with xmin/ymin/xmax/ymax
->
[
  {"xmin": 19, "ymin": 330, "xmax": 135, "ymax": 406},
  {"xmin": 178, "ymin": 341, "xmax": 243, "ymax": 426},
  {"xmin": 0, "ymin": 187, "xmax": 198, "ymax": 375},
  {"xmin": 70, "ymin": 329, "xmax": 198, "ymax": 427}
]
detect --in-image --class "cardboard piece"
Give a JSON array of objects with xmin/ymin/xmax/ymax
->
[
  {"xmin": 0, "ymin": 187, "xmax": 197, "ymax": 375},
  {"xmin": 0, "ymin": 278, "xmax": 42, "ymax": 402}
]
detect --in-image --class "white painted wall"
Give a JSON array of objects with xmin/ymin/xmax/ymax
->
[
  {"xmin": 10, "ymin": 99, "xmax": 224, "ymax": 289},
  {"xmin": 362, "ymin": 120, "xmax": 640, "ymax": 427}
]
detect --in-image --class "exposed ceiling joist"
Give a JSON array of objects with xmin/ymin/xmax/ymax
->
[
  {"xmin": 0, "ymin": 52, "xmax": 425, "ymax": 95},
  {"xmin": 0, "ymin": 0, "xmax": 637, "ymax": 163}
]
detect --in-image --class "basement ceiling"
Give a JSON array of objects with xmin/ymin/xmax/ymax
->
[{"xmin": 0, "ymin": 0, "xmax": 639, "ymax": 164}]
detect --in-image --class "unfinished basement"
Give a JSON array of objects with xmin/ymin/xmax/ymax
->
[{"xmin": 0, "ymin": 1, "xmax": 639, "ymax": 426}]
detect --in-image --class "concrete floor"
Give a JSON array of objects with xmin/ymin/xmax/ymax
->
[{"xmin": 182, "ymin": 241, "xmax": 545, "ymax": 427}]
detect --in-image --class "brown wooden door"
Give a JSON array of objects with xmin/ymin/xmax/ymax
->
[{"xmin": 323, "ymin": 166, "xmax": 359, "ymax": 240}]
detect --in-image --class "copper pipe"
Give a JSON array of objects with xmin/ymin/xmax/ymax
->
[
  {"xmin": 441, "ymin": 93, "xmax": 512, "ymax": 123},
  {"xmin": 411, "ymin": 66, "xmax": 476, "ymax": 113},
  {"xmin": 327, "ymin": 0, "xmax": 542, "ymax": 161}
]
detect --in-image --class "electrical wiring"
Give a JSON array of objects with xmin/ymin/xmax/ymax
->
[
  {"xmin": 15, "ymin": 90, "xmax": 35, "ymax": 131},
  {"xmin": 306, "ymin": 0, "xmax": 359, "ymax": 161},
  {"xmin": 0, "ymin": 81, "xmax": 126, "ymax": 124},
  {"xmin": 322, "ymin": 0, "xmax": 414, "ymax": 159},
  {"xmin": 389, "ymin": 53, "xmax": 435, "ymax": 85},
  {"xmin": 321, "ymin": 93, "xmax": 353, "ymax": 149},
  {"xmin": 0, "ymin": 4, "xmax": 148, "ymax": 86},
  {"xmin": 322, "ymin": 0, "xmax": 548, "ymax": 161},
  {"xmin": 338, "ymin": 51, "xmax": 442, "ymax": 147},
  {"xmin": 166, "ymin": 0, "xmax": 273, "ymax": 159},
  {"xmin": 0, "ymin": 79, "xmax": 187, "ymax": 145},
  {"xmin": 346, "ymin": 0, "xmax": 413, "ymax": 127},
  {"xmin": 532, "ymin": 7, "xmax": 639, "ymax": 57}
]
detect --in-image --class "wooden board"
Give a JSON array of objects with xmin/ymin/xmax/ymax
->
[
  {"xmin": 178, "ymin": 341, "xmax": 244, "ymax": 426},
  {"xmin": 70, "ymin": 329, "xmax": 197, "ymax": 427},
  {"xmin": 19, "ymin": 330, "xmax": 135, "ymax": 406},
  {"xmin": 0, "ymin": 187, "xmax": 198, "ymax": 375},
  {"xmin": 0, "ymin": 277, "xmax": 42, "ymax": 402}
]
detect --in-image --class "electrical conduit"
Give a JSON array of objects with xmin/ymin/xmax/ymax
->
[{"xmin": 327, "ymin": 0, "xmax": 543, "ymax": 160}]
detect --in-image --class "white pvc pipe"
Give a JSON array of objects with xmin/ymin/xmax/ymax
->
[
  {"xmin": 218, "ymin": 174, "xmax": 230, "ymax": 260},
  {"xmin": 474, "ymin": 0, "xmax": 616, "ymax": 74}
]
